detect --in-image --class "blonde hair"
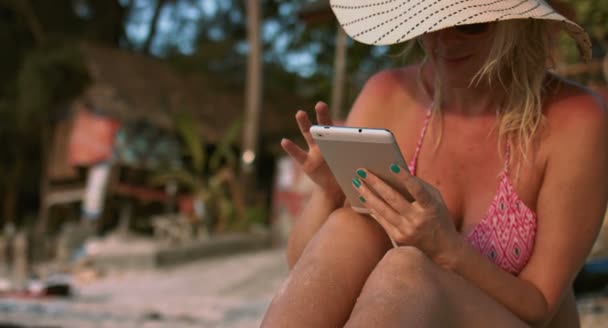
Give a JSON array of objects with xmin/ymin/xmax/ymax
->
[{"xmin": 419, "ymin": 19, "xmax": 555, "ymax": 174}]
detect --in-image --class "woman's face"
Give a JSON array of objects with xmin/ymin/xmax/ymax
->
[{"xmin": 421, "ymin": 22, "xmax": 496, "ymax": 88}]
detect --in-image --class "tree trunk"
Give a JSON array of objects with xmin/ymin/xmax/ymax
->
[
  {"xmin": 13, "ymin": 0, "xmax": 46, "ymax": 45},
  {"xmin": 331, "ymin": 26, "xmax": 348, "ymax": 121},
  {"xmin": 2, "ymin": 156, "xmax": 23, "ymax": 226},
  {"xmin": 36, "ymin": 123, "xmax": 52, "ymax": 234},
  {"xmin": 241, "ymin": 0, "xmax": 263, "ymax": 203},
  {"xmin": 88, "ymin": 0, "xmax": 130, "ymax": 45},
  {"xmin": 142, "ymin": 0, "xmax": 168, "ymax": 55}
]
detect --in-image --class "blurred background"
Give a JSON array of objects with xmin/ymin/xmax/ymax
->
[{"xmin": 0, "ymin": 0, "xmax": 607, "ymax": 327}]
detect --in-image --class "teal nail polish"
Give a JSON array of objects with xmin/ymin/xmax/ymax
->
[
  {"xmin": 356, "ymin": 169, "xmax": 367, "ymax": 179},
  {"xmin": 359, "ymin": 196, "xmax": 366, "ymax": 203},
  {"xmin": 352, "ymin": 178, "xmax": 361, "ymax": 188},
  {"xmin": 390, "ymin": 163, "xmax": 401, "ymax": 174}
]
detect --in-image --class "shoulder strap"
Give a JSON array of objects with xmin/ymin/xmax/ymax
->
[
  {"xmin": 503, "ymin": 142, "xmax": 511, "ymax": 176},
  {"xmin": 409, "ymin": 106, "xmax": 432, "ymax": 176}
]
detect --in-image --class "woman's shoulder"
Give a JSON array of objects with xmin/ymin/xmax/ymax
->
[
  {"xmin": 346, "ymin": 65, "xmax": 422, "ymax": 125},
  {"xmin": 357, "ymin": 65, "xmax": 419, "ymax": 99},
  {"xmin": 544, "ymin": 76, "xmax": 607, "ymax": 130},
  {"xmin": 543, "ymin": 76, "xmax": 608, "ymax": 151}
]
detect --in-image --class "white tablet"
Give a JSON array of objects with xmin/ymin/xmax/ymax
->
[{"xmin": 310, "ymin": 125, "xmax": 413, "ymax": 214}]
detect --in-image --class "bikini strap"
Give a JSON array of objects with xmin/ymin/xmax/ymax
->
[
  {"xmin": 409, "ymin": 106, "xmax": 432, "ymax": 176},
  {"xmin": 503, "ymin": 142, "xmax": 511, "ymax": 176}
]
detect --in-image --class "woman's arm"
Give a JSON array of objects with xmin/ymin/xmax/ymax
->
[
  {"xmin": 286, "ymin": 69, "xmax": 405, "ymax": 268},
  {"xmin": 352, "ymin": 90, "xmax": 607, "ymax": 326},
  {"xmin": 446, "ymin": 93, "xmax": 608, "ymax": 326},
  {"xmin": 286, "ymin": 187, "xmax": 345, "ymax": 268}
]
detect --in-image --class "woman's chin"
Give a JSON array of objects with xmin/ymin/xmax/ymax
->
[
  {"xmin": 435, "ymin": 62, "xmax": 484, "ymax": 88},
  {"xmin": 439, "ymin": 77, "xmax": 476, "ymax": 89}
]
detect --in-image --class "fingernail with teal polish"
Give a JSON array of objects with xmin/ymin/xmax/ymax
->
[
  {"xmin": 390, "ymin": 163, "xmax": 401, "ymax": 174},
  {"xmin": 359, "ymin": 196, "xmax": 366, "ymax": 203},
  {"xmin": 356, "ymin": 169, "xmax": 367, "ymax": 179},
  {"xmin": 352, "ymin": 178, "xmax": 361, "ymax": 188}
]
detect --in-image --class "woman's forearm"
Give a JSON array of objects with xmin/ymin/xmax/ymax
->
[
  {"xmin": 286, "ymin": 187, "xmax": 345, "ymax": 269},
  {"xmin": 445, "ymin": 240, "xmax": 549, "ymax": 326}
]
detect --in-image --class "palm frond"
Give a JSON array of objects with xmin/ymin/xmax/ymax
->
[
  {"xmin": 209, "ymin": 117, "xmax": 243, "ymax": 171},
  {"xmin": 174, "ymin": 112, "xmax": 206, "ymax": 174}
]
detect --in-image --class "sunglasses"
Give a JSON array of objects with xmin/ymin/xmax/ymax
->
[{"xmin": 453, "ymin": 22, "xmax": 491, "ymax": 36}]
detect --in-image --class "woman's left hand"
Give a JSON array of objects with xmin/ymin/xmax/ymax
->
[{"xmin": 352, "ymin": 164, "xmax": 463, "ymax": 267}]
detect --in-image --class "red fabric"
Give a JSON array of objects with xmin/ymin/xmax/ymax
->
[
  {"xmin": 68, "ymin": 108, "xmax": 120, "ymax": 166},
  {"xmin": 112, "ymin": 183, "xmax": 171, "ymax": 202},
  {"xmin": 466, "ymin": 168, "xmax": 537, "ymax": 275}
]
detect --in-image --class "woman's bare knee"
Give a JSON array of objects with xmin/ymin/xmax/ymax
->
[
  {"xmin": 346, "ymin": 247, "xmax": 451, "ymax": 327},
  {"xmin": 313, "ymin": 208, "xmax": 392, "ymax": 259},
  {"xmin": 291, "ymin": 208, "xmax": 393, "ymax": 294},
  {"xmin": 352, "ymin": 247, "xmax": 528, "ymax": 328},
  {"xmin": 382, "ymin": 246, "xmax": 434, "ymax": 269},
  {"xmin": 262, "ymin": 209, "xmax": 392, "ymax": 328},
  {"xmin": 324, "ymin": 207, "xmax": 381, "ymax": 234},
  {"xmin": 365, "ymin": 247, "xmax": 441, "ymax": 295}
]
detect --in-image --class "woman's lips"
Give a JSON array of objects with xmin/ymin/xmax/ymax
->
[{"xmin": 436, "ymin": 53, "xmax": 472, "ymax": 63}]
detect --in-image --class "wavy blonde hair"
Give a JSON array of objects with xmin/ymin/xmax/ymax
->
[{"xmin": 419, "ymin": 19, "xmax": 556, "ymax": 173}]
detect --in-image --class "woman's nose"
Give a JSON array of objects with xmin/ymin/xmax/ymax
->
[{"xmin": 435, "ymin": 27, "xmax": 466, "ymax": 43}]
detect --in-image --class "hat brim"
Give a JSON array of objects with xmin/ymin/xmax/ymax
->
[{"xmin": 330, "ymin": 0, "xmax": 591, "ymax": 62}]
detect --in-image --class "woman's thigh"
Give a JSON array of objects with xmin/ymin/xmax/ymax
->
[
  {"xmin": 261, "ymin": 207, "xmax": 393, "ymax": 328},
  {"xmin": 346, "ymin": 247, "xmax": 529, "ymax": 328}
]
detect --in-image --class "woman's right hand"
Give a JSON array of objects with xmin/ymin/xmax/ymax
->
[{"xmin": 281, "ymin": 101, "xmax": 344, "ymax": 205}]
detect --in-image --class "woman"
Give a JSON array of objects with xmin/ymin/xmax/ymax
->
[{"xmin": 263, "ymin": 0, "xmax": 608, "ymax": 327}]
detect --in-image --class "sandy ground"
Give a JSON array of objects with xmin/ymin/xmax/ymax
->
[
  {"xmin": 1, "ymin": 249, "xmax": 288, "ymax": 328},
  {"xmin": 1, "ymin": 247, "xmax": 607, "ymax": 327}
]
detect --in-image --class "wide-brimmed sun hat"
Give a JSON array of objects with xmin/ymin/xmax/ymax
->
[{"xmin": 329, "ymin": 0, "xmax": 591, "ymax": 61}]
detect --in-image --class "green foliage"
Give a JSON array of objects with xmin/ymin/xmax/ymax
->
[
  {"xmin": 1, "ymin": 41, "xmax": 90, "ymax": 226},
  {"xmin": 174, "ymin": 112, "xmax": 206, "ymax": 175},
  {"xmin": 567, "ymin": 0, "xmax": 608, "ymax": 49},
  {"xmin": 149, "ymin": 170, "xmax": 200, "ymax": 193},
  {"xmin": 16, "ymin": 43, "xmax": 90, "ymax": 125},
  {"xmin": 151, "ymin": 116, "xmax": 244, "ymax": 233},
  {"xmin": 209, "ymin": 117, "xmax": 243, "ymax": 172},
  {"xmin": 0, "ymin": 0, "xmax": 125, "ymax": 227},
  {"xmin": 245, "ymin": 205, "xmax": 267, "ymax": 227},
  {"xmin": 559, "ymin": 0, "xmax": 608, "ymax": 64}
]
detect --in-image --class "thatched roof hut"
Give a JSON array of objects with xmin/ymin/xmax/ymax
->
[{"xmin": 78, "ymin": 43, "xmax": 306, "ymax": 148}]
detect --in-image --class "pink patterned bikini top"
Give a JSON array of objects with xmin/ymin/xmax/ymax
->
[{"xmin": 407, "ymin": 109, "xmax": 537, "ymax": 275}]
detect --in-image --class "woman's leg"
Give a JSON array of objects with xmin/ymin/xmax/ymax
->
[
  {"xmin": 345, "ymin": 247, "xmax": 529, "ymax": 328},
  {"xmin": 546, "ymin": 289, "xmax": 579, "ymax": 328},
  {"xmin": 261, "ymin": 208, "xmax": 393, "ymax": 328}
]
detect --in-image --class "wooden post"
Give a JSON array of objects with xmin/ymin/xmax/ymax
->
[
  {"xmin": 603, "ymin": 54, "xmax": 608, "ymax": 81},
  {"xmin": 331, "ymin": 25, "xmax": 348, "ymax": 121},
  {"xmin": 37, "ymin": 124, "xmax": 52, "ymax": 235},
  {"xmin": 241, "ymin": 0, "xmax": 263, "ymax": 202},
  {"xmin": 1, "ymin": 225, "xmax": 16, "ymax": 277},
  {"xmin": 12, "ymin": 231, "xmax": 28, "ymax": 291},
  {"xmin": 13, "ymin": 0, "xmax": 47, "ymax": 45},
  {"xmin": 0, "ymin": 236, "xmax": 7, "ymax": 278}
]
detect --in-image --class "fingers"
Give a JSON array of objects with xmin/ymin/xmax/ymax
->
[
  {"xmin": 295, "ymin": 110, "xmax": 316, "ymax": 146},
  {"xmin": 354, "ymin": 168, "xmax": 414, "ymax": 216},
  {"xmin": 286, "ymin": 101, "xmax": 332, "ymax": 165},
  {"xmin": 368, "ymin": 211, "xmax": 403, "ymax": 244},
  {"xmin": 351, "ymin": 171, "xmax": 404, "ymax": 228},
  {"xmin": 315, "ymin": 101, "xmax": 333, "ymax": 126},
  {"xmin": 281, "ymin": 138, "xmax": 308, "ymax": 164},
  {"xmin": 390, "ymin": 163, "xmax": 435, "ymax": 208}
]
